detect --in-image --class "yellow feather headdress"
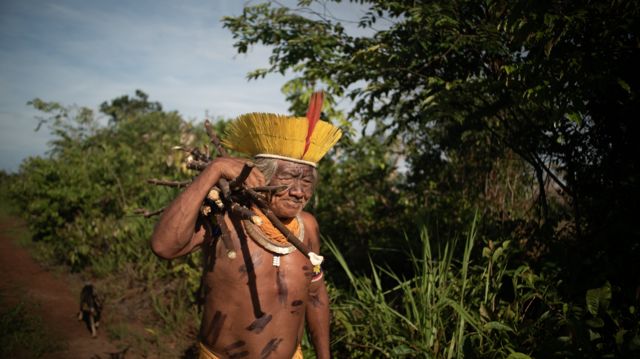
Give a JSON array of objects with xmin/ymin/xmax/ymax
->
[{"xmin": 222, "ymin": 92, "xmax": 342, "ymax": 167}]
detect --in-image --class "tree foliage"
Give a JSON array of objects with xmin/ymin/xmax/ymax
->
[
  {"xmin": 223, "ymin": 0, "xmax": 639, "ymax": 282},
  {"xmin": 11, "ymin": 91, "xmax": 198, "ymax": 271}
]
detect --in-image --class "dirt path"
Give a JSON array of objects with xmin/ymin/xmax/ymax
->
[{"xmin": 0, "ymin": 216, "xmax": 122, "ymax": 359}]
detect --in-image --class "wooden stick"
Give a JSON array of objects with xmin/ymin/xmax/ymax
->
[
  {"xmin": 230, "ymin": 162, "xmax": 255, "ymax": 190},
  {"xmin": 134, "ymin": 207, "xmax": 165, "ymax": 218},
  {"xmin": 243, "ymin": 188, "xmax": 312, "ymax": 256},
  {"xmin": 207, "ymin": 187, "xmax": 224, "ymax": 209},
  {"xmin": 203, "ymin": 144, "xmax": 210, "ymax": 161},
  {"xmin": 191, "ymin": 147, "xmax": 209, "ymax": 162},
  {"xmin": 201, "ymin": 205, "xmax": 212, "ymax": 216},
  {"xmin": 200, "ymin": 119, "xmax": 237, "ymax": 257},
  {"xmin": 147, "ymin": 179, "xmax": 191, "ymax": 188},
  {"xmin": 173, "ymin": 146, "xmax": 210, "ymax": 162},
  {"xmin": 204, "ymin": 120, "xmax": 229, "ymax": 157},
  {"xmin": 218, "ymin": 178, "xmax": 232, "ymax": 199},
  {"xmin": 230, "ymin": 203, "xmax": 262, "ymax": 225},
  {"xmin": 187, "ymin": 160, "xmax": 208, "ymax": 171},
  {"xmin": 251, "ymin": 185, "xmax": 288, "ymax": 193},
  {"xmin": 214, "ymin": 213, "xmax": 236, "ymax": 259}
]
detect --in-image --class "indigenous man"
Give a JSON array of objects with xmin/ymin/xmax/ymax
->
[{"xmin": 150, "ymin": 93, "xmax": 341, "ymax": 359}]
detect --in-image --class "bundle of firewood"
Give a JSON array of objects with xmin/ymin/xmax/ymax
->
[{"xmin": 137, "ymin": 120, "xmax": 317, "ymax": 263}]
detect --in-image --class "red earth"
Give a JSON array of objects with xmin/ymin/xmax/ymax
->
[{"xmin": 0, "ymin": 216, "xmax": 124, "ymax": 358}]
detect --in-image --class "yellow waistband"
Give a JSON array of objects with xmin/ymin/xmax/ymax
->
[
  {"xmin": 199, "ymin": 342, "xmax": 303, "ymax": 359},
  {"xmin": 198, "ymin": 342, "xmax": 219, "ymax": 359}
]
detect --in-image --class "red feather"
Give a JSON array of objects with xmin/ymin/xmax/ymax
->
[{"xmin": 303, "ymin": 91, "xmax": 323, "ymax": 156}]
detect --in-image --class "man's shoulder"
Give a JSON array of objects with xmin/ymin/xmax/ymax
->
[
  {"xmin": 299, "ymin": 210, "xmax": 317, "ymax": 220},
  {"xmin": 299, "ymin": 211, "xmax": 319, "ymax": 229}
]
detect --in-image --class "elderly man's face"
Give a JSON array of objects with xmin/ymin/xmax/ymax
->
[{"xmin": 268, "ymin": 160, "xmax": 317, "ymax": 218}]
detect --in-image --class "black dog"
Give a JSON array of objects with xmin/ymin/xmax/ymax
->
[{"xmin": 77, "ymin": 283, "xmax": 102, "ymax": 337}]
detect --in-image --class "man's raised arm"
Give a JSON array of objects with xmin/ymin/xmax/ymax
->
[{"xmin": 150, "ymin": 157, "xmax": 263, "ymax": 259}]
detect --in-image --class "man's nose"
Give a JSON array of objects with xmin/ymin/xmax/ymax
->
[{"xmin": 288, "ymin": 180, "xmax": 304, "ymax": 198}]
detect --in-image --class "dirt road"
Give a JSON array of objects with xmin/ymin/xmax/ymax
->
[{"xmin": 0, "ymin": 216, "xmax": 122, "ymax": 359}]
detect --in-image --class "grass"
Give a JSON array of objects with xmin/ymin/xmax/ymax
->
[
  {"xmin": 0, "ymin": 294, "xmax": 66, "ymax": 358},
  {"xmin": 325, "ymin": 214, "xmax": 534, "ymax": 358}
]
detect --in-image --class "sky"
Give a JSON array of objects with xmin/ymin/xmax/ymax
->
[{"xmin": 0, "ymin": 0, "xmax": 361, "ymax": 173}]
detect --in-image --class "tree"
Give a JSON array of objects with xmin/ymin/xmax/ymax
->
[
  {"xmin": 100, "ymin": 89, "xmax": 163, "ymax": 124},
  {"xmin": 223, "ymin": 0, "xmax": 640, "ymax": 284},
  {"xmin": 12, "ymin": 91, "xmax": 195, "ymax": 269}
]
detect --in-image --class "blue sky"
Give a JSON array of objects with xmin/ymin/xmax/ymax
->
[{"xmin": 1, "ymin": 0, "xmax": 359, "ymax": 172}]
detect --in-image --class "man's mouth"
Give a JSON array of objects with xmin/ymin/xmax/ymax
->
[{"xmin": 282, "ymin": 199, "xmax": 303, "ymax": 207}]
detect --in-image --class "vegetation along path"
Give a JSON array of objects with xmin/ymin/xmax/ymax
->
[{"xmin": 0, "ymin": 215, "xmax": 121, "ymax": 358}]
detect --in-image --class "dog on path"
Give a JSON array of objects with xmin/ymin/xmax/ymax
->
[{"xmin": 77, "ymin": 283, "xmax": 102, "ymax": 337}]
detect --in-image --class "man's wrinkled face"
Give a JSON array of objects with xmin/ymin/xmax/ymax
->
[{"xmin": 268, "ymin": 160, "xmax": 317, "ymax": 219}]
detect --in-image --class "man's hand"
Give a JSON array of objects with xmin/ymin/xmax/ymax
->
[
  {"xmin": 211, "ymin": 157, "xmax": 265, "ymax": 189},
  {"xmin": 150, "ymin": 156, "xmax": 264, "ymax": 259}
]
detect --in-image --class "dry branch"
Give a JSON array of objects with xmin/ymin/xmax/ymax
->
[
  {"xmin": 214, "ymin": 212, "xmax": 236, "ymax": 259},
  {"xmin": 173, "ymin": 146, "xmax": 210, "ymax": 162},
  {"xmin": 207, "ymin": 187, "xmax": 224, "ymax": 209},
  {"xmin": 134, "ymin": 207, "xmax": 165, "ymax": 218},
  {"xmin": 147, "ymin": 179, "xmax": 191, "ymax": 188},
  {"xmin": 187, "ymin": 160, "xmax": 208, "ymax": 171},
  {"xmin": 229, "ymin": 161, "xmax": 255, "ymax": 190},
  {"xmin": 229, "ymin": 203, "xmax": 262, "ymax": 225},
  {"xmin": 204, "ymin": 119, "xmax": 228, "ymax": 157},
  {"xmin": 252, "ymin": 185, "xmax": 288, "ymax": 193}
]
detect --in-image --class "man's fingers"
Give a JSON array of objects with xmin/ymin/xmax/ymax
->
[
  {"xmin": 245, "ymin": 171, "xmax": 265, "ymax": 189},
  {"xmin": 217, "ymin": 158, "xmax": 246, "ymax": 180},
  {"xmin": 216, "ymin": 157, "xmax": 265, "ymax": 188},
  {"xmin": 242, "ymin": 160, "xmax": 265, "ymax": 188}
]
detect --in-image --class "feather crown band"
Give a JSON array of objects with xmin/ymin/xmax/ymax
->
[{"xmin": 222, "ymin": 92, "xmax": 342, "ymax": 166}]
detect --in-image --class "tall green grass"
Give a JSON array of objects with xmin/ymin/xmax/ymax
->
[{"xmin": 326, "ymin": 215, "xmax": 536, "ymax": 358}]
